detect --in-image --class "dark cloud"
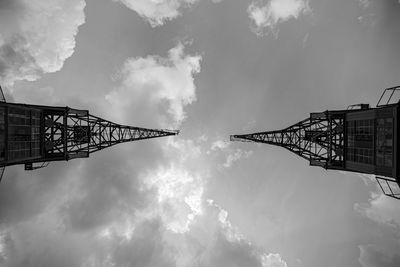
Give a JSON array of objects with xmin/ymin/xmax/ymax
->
[
  {"xmin": 0, "ymin": 0, "xmax": 18, "ymax": 9},
  {"xmin": 359, "ymin": 245, "xmax": 400, "ymax": 267},
  {"xmin": 112, "ymin": 220, "xmax": 175, "ymax": 267},
  {"xmin": 197, "ymin": 231, "xmax": 263, "ymax": 267},
  {"xmin": 0, "ymin": 35, "xmax": 42, "ymax": 83},
  {"xmin": 60, "ymin": 143, "xmax": 166, "ymax": 232},
  {"xmin": 3, "ymin": 223, "xmax": 88, "ymax": 267},
  {"xmin": 0, "ymin": 164, "xmax": 70, "ymax": 224}
]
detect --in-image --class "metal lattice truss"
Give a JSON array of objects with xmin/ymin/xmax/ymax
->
[
  {"xmin": 231, "ymin": 111, "xmax": 346, "ymax": 170},
  {"xmin": 43, "ymin": 107, "xmax": 178, "ymax": 161}
]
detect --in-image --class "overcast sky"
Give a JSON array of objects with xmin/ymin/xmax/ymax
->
[{"xmin": 1, "ymin": 0, "xmax": 400, "ymax": 266}]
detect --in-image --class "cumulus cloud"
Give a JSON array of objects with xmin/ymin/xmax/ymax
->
[
  {"xmin": 113, "ymin": 0, "xmax": 198, "ymax": 27},
  {"xmin": 106, "ymin": 42, "xmax": 201, "ymax": 127},
  {"xmin": 355, "ymin": 187, "xmax": 400, "ymax": 267},
  {"xmin": 194, "ymin": 201, "xmax": 287, "ymax": 267},
  {"xmin": 210, "ymin": 140, "xmax": 230, "ymax": 151},
  {"xmin": 72, "ymin": 135, "xmax": 284, "ymax": 267},
  {"xmin": 223, "ymin": 149, "xmax": 253, "ymax": 168},
  {"xmin": 151, "ymin": 198, "xmax": 288, "ymax": 267},
  {"xmin": 261, "ymin": 253, "xmax": 288, "ymax": 267},
  {"xmin": 0, "ymin": 135, "xmax": 284, "ymax": 267},
  {"xmin": 208, "ymin": 139, "xmax": 253, "ymax": 169},
  {"xmin": 0, "ymin": 0, "xmax": 86, "ymax": 86},
  {"xmin": 0, "ymin": 38, "xmax": 284, "ymax": 267},
  {"xmin": 141, "ymin": 163, "xmax": 204, "ymax": 233},
  {"xmin": 355, "ymin": 193, "xmax": 400, "ymax": 227},
  {"xmin": 248, "ymin": 0, "xmax": 311, "ymax": 37},
  {"xmin": 135, "ymin": 138, "xmax": 204, "ymax": 234},
  {"xmin": 119, "ymin": 134, "xmax": 284, "ymax": 267}
]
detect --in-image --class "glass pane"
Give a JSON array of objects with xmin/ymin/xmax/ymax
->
[
  {"xmin": 7, "ymin": 107, "xmax": 42, "ymax": 161},
  {"xmin": 346, "ymin": 119, "xmax": 374, "ymax": 164},
  {"xmin": 376, "ymin": 118, "xmax": 393, "ymax": 167}
]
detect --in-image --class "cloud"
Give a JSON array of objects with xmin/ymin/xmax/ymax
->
[
  {"xmin": 140, "ymin": 162, "xmax": 204, "ymax": 234},
  {"xmin": 355, "ymin": 188, "xmax": 400, "ymax": 267},
  {"xmin": 135, "ymin": 137, "xmax": 261, "ymax": 265},
  {"xmin": 357, "ymin": 0, "xmax": 371, "ymax": 9},
  {"xmin": 0, "ymin": 40, "xmax": 284, "ymax": 266},
  {"xmin": 0, "ymin": 135, "xmax": 285, "ymax": 267},
  {"xmin": 223, "ymin": 149, "xmax": 253, "ymax": 168},
  {"xmin": 0, "ymin": 0, "xmax": 86, "ymax": 86},
  {"xmin": 359, "ymin": 244, "xmax": 400, "ymax": 267},
  {"xmin": 113, "ymin": 0, "xmax": 198, "ymax": 27},
  {"xmin": 208, "ymin": 139, "xmax": 253, "ymax": 168},
  {"xmin": 119, "ymin": 136, "xmax": 284, "ymax": 267},
  {"xmin": 190, "ymin": 201, "xmax": 287, "ymax": 267},
  {"xmin": 211, "ymin": 140, "xmax": 230, "ymax": 151},
  {"xmin": 261, "ymin": 253, "xmax": 288, "ymax": 267},
  {"xmin": 355, "ymin": 191, "xmax": 400, "ymax": 229},
  {"xmin": 248, "ymin": 0, "xmax": 311, "ymax": 37},
  {"xmin": 356, "ymin": 0, "xmax": 377, "ymax": 25},
  {"xmin": 106, "ymin": 42, "xmax": 201, "ymax": 127},
  {"xmin": 135, "ymin": 138, "xmax": 204, "ymax": 234}
]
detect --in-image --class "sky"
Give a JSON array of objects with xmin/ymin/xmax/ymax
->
[{"xmin": 1, "ymin": 0, "xmax": 400, "ymax": 266}]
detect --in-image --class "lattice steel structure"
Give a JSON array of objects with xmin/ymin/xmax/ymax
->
[
  {"xmin": 231, "ymin": 86, "xmax": 400, "ymax": 200},
  {"xmin": 35, "ymin": 106, "xmax": 177, "ymax": 168},
  {"xmin": 0, "ymin": 86, "xmax": 178, "ymax": 177},
  {"xmin": 232, "ymin": 110, "xmax": 346, "ymax": 170}
]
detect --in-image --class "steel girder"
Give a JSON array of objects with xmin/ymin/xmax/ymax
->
[
  {"xmin": 43, "ymin": 107, "xmax": 178, "ymax": 161},
  {"xmin": 231, "ymin": 111, "xmax": 346, "ymax": 170}
]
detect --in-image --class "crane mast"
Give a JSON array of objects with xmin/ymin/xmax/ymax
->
[{"xmin": 231, "ymin": 87, "xmax": 400, "ymax": 200}]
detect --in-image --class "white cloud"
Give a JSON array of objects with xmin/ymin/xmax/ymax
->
[
  {"xmin": 355, "ymin": 188, "xmax": 400, "ymax": 267},
  {"xmin": 207, "ymin": 139, "xmax": 253, "ymax": 168},
  {"xmin": 141, "ymin": 163, "xmax": 204, "ymax": 233},
  {"xmin": 248, "ymin": 0, "xmax": 311, "ymax": 37},
  {"xmin": 0, "ymin": 134, "xmax": 285, "ymax": 267},
  {"xmin": 211, "ymin": 140, "xmax": 230, "ymax": 151},
  {"xmin": 261, "ymin": 253, "xmax": 288, "ymax": 267},
  {"xmin": 223, "ymin": 149, "xmax": 253, "ymax": 168},
  {"xmin": 113, "ymin": 0, "xmax": 198, "ymax": 27},
  {"xmin": 355, "ymin": 192, "xmax": 400, "ymax": 229},
  {"xmin": 0, "ymin": 230, "xmax": 7, "ymax": 263},
  {"xmin": 106, "ymin": 42, "xmax": 201, "ymax": 127},
  {"xmin": 138, "ymin": 138, "xmax": 205, "ymax": 234},
  {"xmin": 131, "ymin": 135, "xmax": 285, "ymax": 267},
  {"xmin": 0, "ymin": 0, "xmax": 86, "ymax": 86},
  {"xmin": 216, "ymin": 205, "xmax": 245, "ymax": 242}
]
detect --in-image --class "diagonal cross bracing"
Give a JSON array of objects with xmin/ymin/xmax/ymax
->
[
  {"xmin": 231, "ymin": 111, "xmax": 345, "ymax": 170},
  {"xmin": 43, "ymin": 107, "xmax": 178, "ymax": 161}
]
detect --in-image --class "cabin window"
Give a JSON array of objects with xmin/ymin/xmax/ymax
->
[
  {"xmin": 346, "ymin": 119, "xmax": 374, "ymax": 164},
  {"xmin": 0, "ymin": 107, "xmax": 5, "ymax": 161},
  {"xmin": 376, "ymin": 118, "xmax": 393, "ymax": 167},
  {"xmin": 8, "ymin": 107, "xmax": 41, "ymax": 160}
]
